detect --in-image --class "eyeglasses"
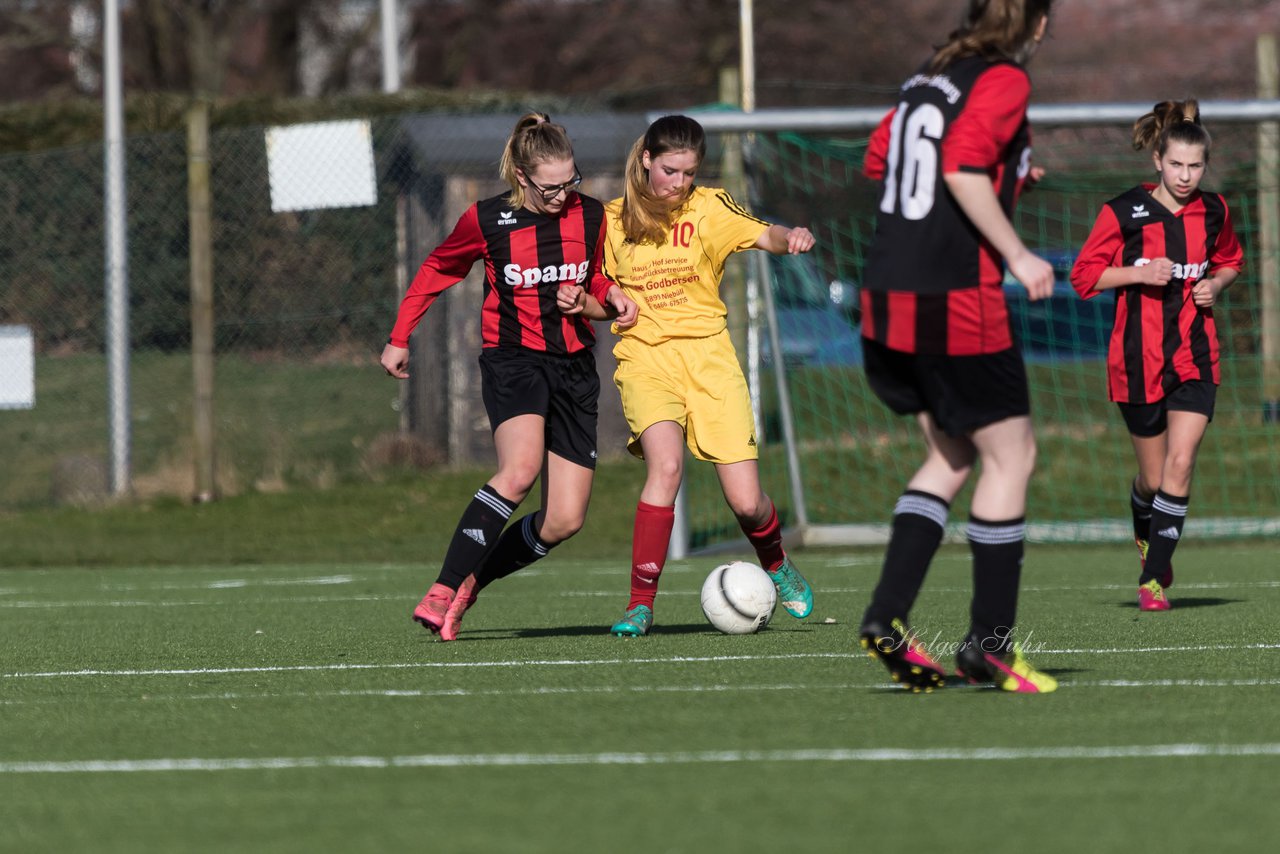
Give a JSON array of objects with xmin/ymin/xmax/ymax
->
[{"xmin": 525, "ymin": 168, "xmax": 582, "ymax": 202}]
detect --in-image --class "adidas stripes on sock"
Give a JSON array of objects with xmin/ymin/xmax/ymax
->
[
  {"xmin": 863, "ymin": 491, "xmax": 949, "ymax": 627},
  {"xmin": 435, "ymin": 484, "xmax": 516, "ymax": 590},
  {"xmin": 628, "ymin": 501, "xmax": 675, "ymax": 610},
  {"xmin": 1130, "ymin": 480, "xmax": 1153, "ymax": 543},
  {"xmin": 474, "ymin": 513, "xmax": 552, "ymax": 592},
  {"xmin": 967, "ymin": 515, "xmax": 1025, "ymax": 654},
  {"xmin": 1141, "ymin": 490, "xmax": 1187, "ymax": 584}
]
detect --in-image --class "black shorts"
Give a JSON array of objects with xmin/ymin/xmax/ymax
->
[
  {"xmin": 478, "ymin": 348, "xmax": 600, "ymax": 469},
  {"xmin": 1117, "ymin": 380, "xmax": 1216, "ymax": 438},
  {"xmin": 862, "ymin": 338, "xmax": 1031, "ymax": 437}
]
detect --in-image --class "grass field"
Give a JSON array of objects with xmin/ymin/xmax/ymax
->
[{"xmin": 3, "ymin": 540, "xmax": 1278, "ymax": 853}]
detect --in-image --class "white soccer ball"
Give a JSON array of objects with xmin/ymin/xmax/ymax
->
[{"xmin": 701, "ymin": 561, "xmax": 777, "ymax": 635}]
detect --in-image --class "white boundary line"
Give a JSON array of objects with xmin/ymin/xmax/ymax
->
[
  {"xmin": 4, "ymin": 743, "xmax": 1280, "ymax": 774},
  {"xmin": 6, "ymin": 676, "xmax": 1280, "ymax": 708},
  {"xmin": 5, "ymin": 644, "xmax": 1280, "ymax": 681}
]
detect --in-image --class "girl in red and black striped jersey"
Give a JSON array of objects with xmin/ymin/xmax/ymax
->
[
  {"xmin": 1070, "ymin": 100, "xmax": 1243, "ymax": 612},
  {"xmin": 381, "ymin": 113, "xmax": 638, "ymax": 641},
  {"xmin": 857, "ymin": 0, "xmax": 1058, "ymax": 693}
]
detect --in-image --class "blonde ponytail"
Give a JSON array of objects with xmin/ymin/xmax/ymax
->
[{"xmin": 498, "ymin": 112, "xmax": 575, "ymax": 209}]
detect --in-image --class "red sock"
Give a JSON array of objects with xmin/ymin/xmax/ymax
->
[
  {"xmin": 629, "ymin": 501, "xmax": 675, "ymax": 609},
  {"xmin": 742, "ymin": 501, "xmax": 785, "ymax": 572}
]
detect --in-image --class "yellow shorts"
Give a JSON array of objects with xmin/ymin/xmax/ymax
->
[{"xmin": 613, "ymin": 330, "xmax": 758, "ymax": 464}]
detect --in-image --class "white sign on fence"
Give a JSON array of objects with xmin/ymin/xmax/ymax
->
[
  {"xmin": 265, "ymin": 119, "xmax": 378, "ymax": 212},
  {"xmin": 0, "ymin": 324, "xmax": 34, "ymax": 409}
]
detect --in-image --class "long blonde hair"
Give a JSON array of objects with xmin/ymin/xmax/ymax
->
[
  {"xmin": 1132, "ymin": 99, "xmax": 1212, "ymax": 159},
  {"xmin": 498, "ymin": 112, "xmax": 575, "ymax": 209},
  {"xmin": 619, "ymin": 115, "xmax": 707, "ymax": 246},
  {"xmin": 929, "ymin": 0, "xmax": 1054, "ymax": 72}
]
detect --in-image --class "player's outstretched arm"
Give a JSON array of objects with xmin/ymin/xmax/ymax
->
[{"xmin": 755, "ymin": 224, "xmax": 815, "ymax": 255}]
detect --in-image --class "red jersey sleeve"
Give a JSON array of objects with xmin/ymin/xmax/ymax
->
[
  {"xmin": 387, "ymin": 204, "xmax": 486, "ymax": 348},
  {"xmin": 1070, "ymin": 205, "xmax": 1123, "ymax": 301},
  {"xmin": 942, "ymin": 64, "xmax": 1030, "ymax": 174},
  {"xmin": 863, "ymin": 107, "xmax": 895, "ymax": 180},
  {"xmin": 586, "ymin": 225, "xmax": 615, "ymax": 303},
  {"xmin": 1210, "ymin": 197, "xmax": 1245, "ymax": 272}
]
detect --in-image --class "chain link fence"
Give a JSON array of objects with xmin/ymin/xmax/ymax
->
[{"xmin": 0, "ymin": 109, "xmax": 653, "ymax": 509}]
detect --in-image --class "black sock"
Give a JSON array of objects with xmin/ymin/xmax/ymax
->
[
  {"xmin": 435, "ymin": 485, "xmax": 516, "ymax": 589},
  {"xmin": 967, "ymin": 515, "xmax": 1025, "ymax": 654},
  {"xmin": 474, "ymin": 513, "xmax": 553, "ymax": 591},
  {"xmin": 1141, "ymin": 490, "xmax": 1187, "ymax": 584},
  {"xmin": 1130, "ymin": 480, "xmax": 1153, "ymax": 542},
  {"xmin": 862, "ymin": 491, "xmax": 949, "ymax": 628}
]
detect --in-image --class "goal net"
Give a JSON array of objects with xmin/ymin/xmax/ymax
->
[{"xmin": 677, "ymin": 105, "xmax": 1280, "ymax": 550}]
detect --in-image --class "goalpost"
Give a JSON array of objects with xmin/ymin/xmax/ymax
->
[{"xmin": 664, "ymin": 96, "xmax": 1280, "ymax": 552}]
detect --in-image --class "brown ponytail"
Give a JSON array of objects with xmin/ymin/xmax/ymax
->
[
  {"xmin": 929, "ymin": 0, "xmax": 1054, "ymax": 72},
  {"xmin": 1132, "ymin": 99, "xmax": 1212, "ymax": 159}
]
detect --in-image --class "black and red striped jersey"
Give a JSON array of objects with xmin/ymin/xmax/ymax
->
[
  {"xmin": 388, "ymin": 192, "xmax": 613, "ymax": 354},
  {"xmin": 860, "ymin": 54, "xmax": 1033, "ymax": 355},
  {"xmin": 1070, "ymin": 184, "xmax": 1244, "ymax": 404}
]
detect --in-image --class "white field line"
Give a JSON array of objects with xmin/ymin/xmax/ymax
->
[
  {"xmin": 4, "ymin": 743, "xmax": 1280, "ymax": 774},
  {"xmin": 2, "ymin": 579, "xmax": 1278, "ymax": 610},
  {"xmin": 5, "ymin": 643, "xmax": 1280, "ymax": 682},
  {"xmin": 7, "ymin": 676, "xmax": 1280, "ymax": 708},
  {"xmin": 4, "ymin": 544, "xmax": 1270, "ymax": 579},
  {"xmin": 0, "ymin": 595, "xmax": 399, "ymax": 609},
  {"xmin": 1, "ymin": 653, "xmax": 858, "ymax": 680}
]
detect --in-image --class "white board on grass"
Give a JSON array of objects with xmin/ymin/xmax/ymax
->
[{"xmin": 0, "ymin": 324, "xmax": 34, "ymax": 409}]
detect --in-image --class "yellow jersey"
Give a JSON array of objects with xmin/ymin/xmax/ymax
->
[{"xmin": 604, "ymin": 186, "xmax": 769, "ymax": 346}]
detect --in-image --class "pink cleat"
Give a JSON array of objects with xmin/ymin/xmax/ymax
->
[
  {"xmin": 956, "ymin": 637, "xmax": 1057, "ymax": 693},
  {"xmin": 1138, "ymin": 579, "xmax": 1171, "ymax": 612},
  {"xmin": 412, "ymin": 583, "xmax": 454, "ymax": 634},
  {"xmin": 440, "ymin": 574, "xmax": 478, "ymax": 641}
]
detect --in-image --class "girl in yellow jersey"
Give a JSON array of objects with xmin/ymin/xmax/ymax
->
[{"xmin": 603, "ymin": 114, "xmax": 816, "ymax": 637}]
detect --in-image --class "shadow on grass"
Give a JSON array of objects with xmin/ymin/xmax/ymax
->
[
  {"xmin": 1117, "ymin": 597, "xmax": 1242, "ymax": 610},
  {"xmin": 511, "ymin": 622, "xmax": 720, "ymax": 638},
  {"xmin": 450, "ymin": 622, "xmax": 818, "ymax": 640}
]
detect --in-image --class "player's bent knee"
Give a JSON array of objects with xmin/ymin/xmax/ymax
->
[{"xmin": 540, "ymin": 515, "xmax": 585, "ymax": 544}]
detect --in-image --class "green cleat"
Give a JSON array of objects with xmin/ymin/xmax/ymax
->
[
  {"xmin": 768, "ymin": 556, "xmax": 814, "ymax": 618},
  {"xmin": 610, "ymin": 604, "xmax": 653, "ymax": 637}
]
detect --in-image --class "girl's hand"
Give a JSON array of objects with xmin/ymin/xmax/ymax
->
[
  {"xmin": 557, "ymin": 284, "xmax": 587, "ymax": 315},
  {"xmin": 1192, "ymin": 277, "xmax": 1223, "ymax": 308},
  {"xmin": 607, "ymin": 285, "xmax": 639, "ymax": 328},
  {"xmin": 380, "ymin": 343, "xmax": 410, "ymax": 379},
  {"xmin": 1008, "ymin": 249, "xmax": 1054, "ymax": 302},
  {"xmin": 1137, "ymin": 257, "xmax": 1174, "ymax": 286},
  {"xmin": 786, "ymin": 226, "xmax": 815, "ymax": 255}
]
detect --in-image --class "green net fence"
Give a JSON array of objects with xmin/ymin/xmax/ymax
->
[
  {"xmin": 1, "ymin": 107, "xmax": 1276, "ymax": 550},
  {"xmin": 677, "ymin": 121, "xmax": 1280, "ymax": 548}
]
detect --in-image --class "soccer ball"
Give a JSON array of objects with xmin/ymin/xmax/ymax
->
[{"xmin": 701, "ymin": 561, "xmax": 777, "ymax": 635}]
